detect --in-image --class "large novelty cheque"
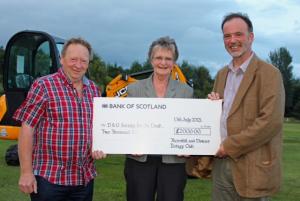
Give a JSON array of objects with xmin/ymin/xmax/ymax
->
[{"xmin": 93, "ymin": 98, "xmax": 222, "ymax": 155}]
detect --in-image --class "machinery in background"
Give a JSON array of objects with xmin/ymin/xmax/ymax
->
[{"xmin": 0, "ymin": 30, "xmax": 64, "ymax": 165}]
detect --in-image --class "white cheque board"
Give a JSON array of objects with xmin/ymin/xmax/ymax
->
[{"xmin": 93, "ymin": 98, "xmax": 222, "ymax": 155}]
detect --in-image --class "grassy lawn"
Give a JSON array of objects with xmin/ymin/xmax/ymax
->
[{"xmin": 0, "ymin": 123, "xmax": 299, "ymax": 201}]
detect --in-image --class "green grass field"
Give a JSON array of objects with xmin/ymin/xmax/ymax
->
[{"xmin": 0, "ymin": 123, "xmax": 299, "ymax": 201}]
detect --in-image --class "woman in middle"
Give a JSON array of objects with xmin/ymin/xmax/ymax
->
[{"xmin": 124, "ymin": 36, "xmax": 193, "ymax": 201}]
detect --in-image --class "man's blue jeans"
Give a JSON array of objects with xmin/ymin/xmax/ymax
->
[{"xmin": 30, "ymin": 176, "xmax": 94, "ymax": 201}]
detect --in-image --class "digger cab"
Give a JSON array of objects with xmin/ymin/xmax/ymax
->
[{"xmin": 0, "ymin": 30, "xmax": 64, "ymax": 140}]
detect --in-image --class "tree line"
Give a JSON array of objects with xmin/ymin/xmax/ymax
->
[
  {"xmin": 268, "ymin": 47, "xmax": 300, "ymax": 119},
  {"xmin": 88, "ymin": 55, "xmax": 214, "ymax": 99},
  {"xmin": 0, "ymin": 46, "xmax": 299, "ymax": 119}
]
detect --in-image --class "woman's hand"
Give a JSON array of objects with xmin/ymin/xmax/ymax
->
[{"xmin": 207, "ymin": 92, "xmax": 220, "ymax": 100}]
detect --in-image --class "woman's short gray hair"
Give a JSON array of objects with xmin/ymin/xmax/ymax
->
[{"xmin": 148, "ymin": 36, "xmax": 179, "ymax": 61}]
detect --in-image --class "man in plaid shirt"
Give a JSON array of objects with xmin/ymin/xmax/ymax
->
[{"xmin": 13, "ymin": 38, "xmax": 106, "ymax": 201}]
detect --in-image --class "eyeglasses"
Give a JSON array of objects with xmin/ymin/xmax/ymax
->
[{"xmin": 152, "ymin": 56, "xmax": 174, "ymax": 64}]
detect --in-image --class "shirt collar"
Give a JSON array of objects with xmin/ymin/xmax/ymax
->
[
  {"xmin": 58, "ymin": 68, "xmax": 90, "ymax": 87},
  {"xmin": 228, "ymin": 52, "xmax": 254, "ymax": 73}
]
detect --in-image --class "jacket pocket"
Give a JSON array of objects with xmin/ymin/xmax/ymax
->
[{"xmin": 252, "ymin": 145, "xmax": 279, "ymax": 189}]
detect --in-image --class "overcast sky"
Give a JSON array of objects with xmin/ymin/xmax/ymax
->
[{"xmin": 1, "ymin": 0, "xmax": 299, "ymax": 78}]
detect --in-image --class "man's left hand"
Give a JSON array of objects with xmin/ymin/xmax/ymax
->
[
  {"xmin": 216, "ymin": 144, "xmax": 227, "ymax": 158},
  {"xmin": 92, "ymin": 150, "xmax": 107, "ymax": 159}
]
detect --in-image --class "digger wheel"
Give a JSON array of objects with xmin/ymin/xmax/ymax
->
[{"xmin": 5, "ymin": 144, "xmax": 20, "ymax": 166}]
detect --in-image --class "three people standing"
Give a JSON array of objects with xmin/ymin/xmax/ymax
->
[{"xmin": 13, "ymin": 12, "xmax": 285, "ymax": 201}]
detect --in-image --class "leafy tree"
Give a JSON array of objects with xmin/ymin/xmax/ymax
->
[
  {"xmin": 107, "ymin": 63, "xmax": 124, "ymax": 78},
  {"xmin": 0, "ymin": 46, "xmax": 4, "ymax": 63},
  {"xmin": 142, "ymin": 59, "xmax": 152, "ymax": 71},
  {"xmin": 291, "ymin": 79, "xmax": 300, "ymax": 119},
  {"xmin": 269, "ymin": 47, "xmax": 294, "ymax": 116},
  {"xmin": 180, "ymin": 60, "xmax": 194, "ymax": 81},
  {"xmin": 293, "ymin": 102, "xmax": 300, "ymax": 119},
  {"xmin": 192, "ymin": 66, "xmax": 213, "ymax": 98},
  {"xmin": 179, "ymin": 61, "xmax": 213, "ymax": 98},
  {"xmin": 88, "ymin": 53, "xmax": 109, "ymax": 92},
  {"xmin": 0, "ymin": 46, "xmax": 4, "ymax": 95},
  {"xmin": 129, "ymin": 60, "xmax": 144, "ymax": 74}
]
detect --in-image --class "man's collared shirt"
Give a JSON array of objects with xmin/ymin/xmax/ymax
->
[
  {"xmin": 13, "ymin": 68, "xmax": 100, "ymax": 186},
  {"xmin": 220, "ymin": 53, "xmax": 254, "ymax": 142}
]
